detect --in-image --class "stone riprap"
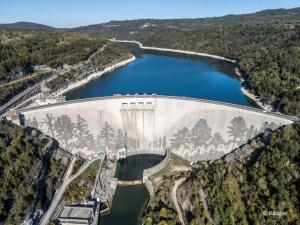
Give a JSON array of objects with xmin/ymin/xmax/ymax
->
[{"xmin": 18, "ymin": 95, "xmax": 295, "ymax": 162}]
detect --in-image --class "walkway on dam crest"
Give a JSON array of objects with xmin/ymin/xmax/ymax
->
[{"xmin": 17, "ymin": 95, "xmax": 297, "ymax": 122}]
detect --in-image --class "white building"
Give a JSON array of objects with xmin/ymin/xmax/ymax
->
[{"xmin": 56, "ymin": 200, "xmax": 97, "ymax": 225}]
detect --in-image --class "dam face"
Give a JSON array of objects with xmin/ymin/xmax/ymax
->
[{"xmin": 19, "ymin": 95, "xmax": 294, "ymax": 162}]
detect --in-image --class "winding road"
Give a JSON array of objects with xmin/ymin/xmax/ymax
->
[{"xmin": 172, "ymin": 177, "xmax": 187, "ymax": 225}]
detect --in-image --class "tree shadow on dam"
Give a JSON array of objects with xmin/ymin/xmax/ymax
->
[{"xmin": 115, "ymin": 154, "xmax": 164, "ymax": 181}]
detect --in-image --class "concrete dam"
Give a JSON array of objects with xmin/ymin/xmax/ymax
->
[{"xmin": 18, "ymin": 95, "xmax": 295, "ymax": 162}]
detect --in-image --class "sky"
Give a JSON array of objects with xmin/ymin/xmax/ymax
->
[{"xmin": 0, "ymin": 0, "xmax": 299, "ymax": 28}]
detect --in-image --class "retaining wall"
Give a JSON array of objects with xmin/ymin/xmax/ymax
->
[{"xmin": 143, "ymin": 148, "xmax": 170, "ymax": 181}]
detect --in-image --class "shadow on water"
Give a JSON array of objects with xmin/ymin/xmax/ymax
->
[
  {"xmin": 99, "ymin": 154, "xmax": 164, "ymax": 225},
  {"xmin": 99, "ymin": 184, "xmax": 149, "ymax": 225},
  {"xmin": 115, "ymin": 154, "xmax": 164, "ymax": 181}
]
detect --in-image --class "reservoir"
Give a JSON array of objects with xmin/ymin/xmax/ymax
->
[{"xmin": 65, "ymin": 54, "xmax": 255, "ymax": 107}]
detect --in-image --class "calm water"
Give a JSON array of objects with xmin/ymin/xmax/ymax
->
[
  {"xmin": 66, "ymin": 54, "xmax": 254, "ymax": 107},
  {"xmin": 99, "ymin": 184, "xmax": 149, "ymax": 225},
  {"xmin": 115, "ymin": 154, "xmax": 164, "ymax": 181},
  {"xmin": 100, "ymin": 155, "xmax": 163, "ymax": 225}
]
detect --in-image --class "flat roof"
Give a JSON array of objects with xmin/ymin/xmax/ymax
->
[{"xmin": 59, "ymin": 206, "xmax": 93, "ymax": 219}]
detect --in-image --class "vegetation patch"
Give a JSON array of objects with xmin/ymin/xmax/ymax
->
[
  {"xmin": 0, "ymin": 120, "xmax": 71, "ymax": 225},
  {"xmin": 0, "ymin": 29, "xmax": 101, "ymax": 81},
  {"xmin": 63, "ymin": 160, "xmax": 100, "ymax": 204}
]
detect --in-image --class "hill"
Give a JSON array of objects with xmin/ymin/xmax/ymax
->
[
  {"xmin": 0, "ymin": 29, "xmax": 101, "ymax": 80},
  {"xmin": 71, "ymin": 7, "xmax": 300, "ymax": 36},
  {"xmin": 0, "ymin": 21, "xmax": 54, "ymax": 30},
  {"xmin": 0, "ymin": 29, "xmax": 105, "ymax": 106}
]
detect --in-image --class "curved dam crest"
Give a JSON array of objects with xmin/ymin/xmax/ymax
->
[{"xmin": 20, "ymin": 95, "xmax": 294, "ymax": 162}]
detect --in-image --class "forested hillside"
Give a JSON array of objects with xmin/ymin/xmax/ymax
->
[
  {"xmin": 0, "ymin": 120, "xmax": 72, "ymax": 225},
  {"xmin": 74, "ymin": 7, "xmax": 300, "ymax": 116},
  {"xmin": 0, "ymin": 29, "xmax": 101, "ymax": 82},
  {"xmin": 0, "ymin": 28, "xmax": 133, "ymax": 106},
  {"xmin": 45, "ymin": 41, "xmax": 131, "ymax": 91},
  {"xmin": 143, "ymin": 123, "xmax": 300, "ymax": 225},
  {"xmin": 0, "ymin": 22, "xmax": 54, "ymax": 30}
]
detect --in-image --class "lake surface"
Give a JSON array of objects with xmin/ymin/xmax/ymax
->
[{"xmin": 66, "ymin": 54, "xmax": 255, "ymax": 107}]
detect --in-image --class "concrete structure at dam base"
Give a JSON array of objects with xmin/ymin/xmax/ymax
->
[{"xmin": 14, "ymin": 95, "xmax": 295, "ymax": 162}]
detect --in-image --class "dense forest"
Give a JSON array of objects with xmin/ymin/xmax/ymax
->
[
  {"xmin": 74, "ymin": 7, "xmax": 300, "ymax": 116},
  {"xmin": 143, "ymin": 123, "xmax": 300, "ymax": 225},
  {"xmin": 137, "ymin": 23, "xmax": 300, "ymax": 116},
  {"xmin": 0, "ymin": 29, "xmax": 101, "ymax": 82},
  {"xmin": 45, "ymin": 42, "xmax": 131, "ymax": 91},
  {"xmin": 0, "ymin": 28, "xmax": 132, "ymax": 107},
  {"xmin": 90, "ymin": 42, "xmax": 132, "ymax": 71},
  {"xmin": 0, "ymin": 120, "xmax": 71, "ymax": 225}
]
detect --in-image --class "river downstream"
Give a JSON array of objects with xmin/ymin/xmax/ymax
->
[{"xmin": 99, "ymin": 154, "xmax": 164, "ymax": 225}]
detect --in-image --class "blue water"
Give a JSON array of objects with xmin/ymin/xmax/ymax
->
[{"xmin": 65, "ymin": 54, "xmax": 254, "ymax": 107}]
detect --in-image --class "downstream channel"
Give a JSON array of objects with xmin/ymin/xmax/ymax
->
[{"xmin": 99, "ymin": 154, "xmax": 164, "ymax": 225}]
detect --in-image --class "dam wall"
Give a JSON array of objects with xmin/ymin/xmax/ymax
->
[{"xmin": 18, "ymin": 95, "xmax": 295, "ymax": 162}]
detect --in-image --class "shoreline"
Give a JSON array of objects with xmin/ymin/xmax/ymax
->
[
  {"xmin": 234, "ymin": 68, "xmax": 273, "ymax": 112},
  {"xmin": 112, "ymin": 39, "xmax": 274, "ymax": 112},
  {"xmin": 52, "ymin": 56, "xmax": 136, "ymax": 97},
  {"xmin": 111, "ymin": 39, "xmax": 236, "ymax": 63}
]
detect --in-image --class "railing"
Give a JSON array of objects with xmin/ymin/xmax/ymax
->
[
  {"xmin": 16, "ymin": 94, "xmax": 297, "ymax": 122},
  {"xmin": 127, "ymin": 149, "xmax": 165, "ymax": 156},
  {"xmin": 144, "ymin": 178, "xmax": 155, "ymax": 196}
]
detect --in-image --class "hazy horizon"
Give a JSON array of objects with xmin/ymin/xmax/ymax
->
[{"xmin": 0, "ymin": 0, "xmax": 299, "ymax": 28}]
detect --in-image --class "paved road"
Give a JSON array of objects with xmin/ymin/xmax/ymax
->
[
  {"xmin": 0, "ymin": 44, "xmax": 106, "ymax": 115},
  {"xmin": 39, "ymin": 157, "xmax": 98, "ymax": 225},
  {"xmin": 85, "ymin": 43, "xmax": 107, "ymax": 64},
  {"xmin": 0, "ymin": 71, "xmax": 50, "ymax": 88},
  {"xmin": 172, "ymin": 177, "xmax": 186, "ymax": 225},
  {"xmin": 0, "ymin": 83, "xmax": 41, "ymax": 114}
]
